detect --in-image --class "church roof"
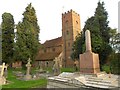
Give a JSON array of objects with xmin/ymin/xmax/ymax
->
[
  {"xmin": 43, "ymin": 37, "xmax": 62, "ymax": 48},
  {"xmin": 35, "ymin": 52, "xmax": 61, "ymax": 61},
  {"xmin": 35, "ymin": 37, "xmax": 62, "ymax": 61}
]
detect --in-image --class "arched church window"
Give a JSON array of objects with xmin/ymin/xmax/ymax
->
[
  {"xmin": 76, "ymin": 21, "xmax": 78, "ymax": 24},
  {"xmin": 66, "ymin": 20, "xmax": 68, "ymax": 23},
  {"xmin": 65, "ymin": 20, "xmax": 69, "ymax": 27},
  {"xmin": 66, "ymin": 30, "xmax": 69, "ymax": 35}
]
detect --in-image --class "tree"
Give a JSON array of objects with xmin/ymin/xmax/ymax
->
[
  {"xmin": 94, "ymin": 2, "xmax": 112, "ymax": 67},
  {"xmin": 15, "ymin": 3, "xmax": 40, "ymax": 64},
  {"xmin": 71, "ymin": 1, "xmax": 112, "ymax": 70},
  {"xmin": 109, "ymin": 31, "xmax": 120, "ymax": 74},
  {"xmin": 71, "ymin": 32, "xmax": 85, "ymax": 60},
  {"xmin": 1, "ymin": 12, "xmax": 15, "ymax": 64},
  {"xmin": 22, "ymin": 3, "xmax": 40, "ymax": 40},
  {"xmin": 110, "ymin": 32, "xmax": 120, "ymax": 53},
  {"xmin": 94, "ymin": 1, "xmax": 110, "ymax": 43},
  {"xmin": 0, "ymin": 25, "xmax": 2, "ymax": 64},
  {"xmin": 83, "ymin": 16, "xmax": 103, "ymax": 53}
]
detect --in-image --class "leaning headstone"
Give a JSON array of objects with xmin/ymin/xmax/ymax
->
[
  {"xmin": 53, "ymin": 57, "xmax": 60, "ymax": 76},
  {"xmin": 0, "ymin": 63, "xmax": 5, "ymax": 77},
  {"xmin": 0, "ymin": 63, "xmax": 7, "ymax": 85},
  {"xmin": 24, "ymin": 58, "xmax": 32, "ymax": 80},
  {"xmin": 39, "ymin": 61, "xmax": 43, "ymax": 72}
]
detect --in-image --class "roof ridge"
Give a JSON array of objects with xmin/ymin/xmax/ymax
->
[{"xmin": 44, "ymin": 36, "xmax": 62, "ymax": 43}]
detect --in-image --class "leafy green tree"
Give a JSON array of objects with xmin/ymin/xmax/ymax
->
[
  {"xmin": 109, "ymin": 32, "xmax": 120, "ymax": 74},
  {"xmin": 110, "ymin": 53, "xmax": 120, "ymax": 74},
  {"xmin": 109, "ymin": 28, "xmax": 117, "ymax": 48},
  {"xmin": 0, "ymin": 25, "xmax": 2, "ymax": 64},
  {"xmin": 1, "ymin": 12, "xmax": 15, "ymax": 64},
  {"xmin": 15, "ymin": 3, "xmax": 40, "ymax": 64},
  {"xmin": 71, "ymin": 32, "xmax": 85, "ymax": 60},
  {"xmin": 111, "ymin": 33, "xmax": 120, "ymax": 53}
]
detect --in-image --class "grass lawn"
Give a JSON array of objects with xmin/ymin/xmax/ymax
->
[
  {"xmin": 45, "ymin": 67, "xmax": 76, "ymax": 73},
  {"xmin": 2, "ymin": 68, "xmax": 47, "ymax": 88},
  {"xmin": 2, "ymin": 67, "xmax": 76, "ymax": 88},
  {"xmin": 61, "ymin": 67, "xmax": 76, "ymax": 72}
]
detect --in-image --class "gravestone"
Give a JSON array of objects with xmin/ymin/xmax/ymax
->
[
  {"xmin": 0, "ymin": 63, "xmax": 7, "ymax": 85},
  {"xmin": 12, "ymin": 61, "xmax": 22, "ymax": 68},
  {"xmin": 53, "ymin": 57, "xmax": 61, "ymax": 76},
  {"xmin": 80, "ymin": 30, "xmax": 100, "ymax": 74},
  {"xmin": 24, "ymin": 58, "xmax": 32, "ymax": 80},
  {"xmin": 38, "ymin": 61, "xmax": 44, "ymax": 72}
]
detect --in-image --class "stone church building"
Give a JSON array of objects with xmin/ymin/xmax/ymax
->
[{"xmin": 35, "ymin": 9, "xmax": 81, "ymax": 68}]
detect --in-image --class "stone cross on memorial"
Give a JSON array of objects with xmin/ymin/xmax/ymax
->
[
  {"xmin": 26, "ymin": 58, "xmax": 31, "ymax": 76},
  {"xmin": 24, "ymin": 58, "xmax": 32, "ymax": 80}
]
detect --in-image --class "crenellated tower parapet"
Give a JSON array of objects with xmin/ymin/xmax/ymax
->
[{"xmin": 62, "ymin": 9, "xmax": 80, "ymax": 16}]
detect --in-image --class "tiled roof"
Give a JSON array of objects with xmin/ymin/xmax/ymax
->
[
  {"xmin": 35, "ymin": 52, "xmax": 61, "ymax": 61},
  {"xmin": 35, "ymin": 37, "xmax": 63, "ymax": 61},
  {"xmin": 43, "ymin": 37, "xmax": 62, "ymax": 48}
]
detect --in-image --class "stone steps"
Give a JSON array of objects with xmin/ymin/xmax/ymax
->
[
  {"xmin": 86, "ymin": 81, "xmax": 111, "ymax": 86},
  {"xmin": 85, "ymin": 83, "xmax": 111, "ymax": 89},
  {"xmin": 87, "ymin": 78, "xmax": 103, "ymax": 81},
  {"xmin": 86, "ymin": 79, "xmax": 111, "ymax": 83},
  {"xmin": 84, "ymin": 76, "xmax": 114, "ymax": 88}
]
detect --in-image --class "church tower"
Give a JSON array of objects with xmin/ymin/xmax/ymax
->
[{"xmin": 62, "ymin": 9, "xmax": 81, "ymax": 67}]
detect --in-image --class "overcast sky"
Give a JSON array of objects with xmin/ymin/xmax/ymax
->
[{"xmin": 0, "ymin": 0, "xmax": 119, "ymax": 43}]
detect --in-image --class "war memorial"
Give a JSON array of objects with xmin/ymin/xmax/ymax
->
[{"xmin": 47, "ymin": 30, "xmax": 119, "ymax": 89}]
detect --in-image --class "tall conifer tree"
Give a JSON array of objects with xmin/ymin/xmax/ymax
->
[
  {"xmin": 72, "ymin": 1, "xmax": 112, "ymax": 69},
  {"xmin": 1, "ymin": 12, "xmax": 15, "ymax": 64},
  {"xmin": 95, "ymin": 2, "xmax": 110, "ymax": 43},
  {"xmin": 15, "ymin": 3, "xmax": 40, "ymax": 63}
]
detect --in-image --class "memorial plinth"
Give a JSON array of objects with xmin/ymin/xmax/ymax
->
[
  {"xmin": 80, "ymin": 52, "xmax": 100, "ymax": 74},
  {"xmin": 80, "ymin": 30, "xmax": 100, "ymax": 74}
]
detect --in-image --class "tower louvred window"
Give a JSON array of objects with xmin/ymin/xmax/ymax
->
[{"xmin": 66, "ymin": 30, "xmax": 69, "ymax": 35}]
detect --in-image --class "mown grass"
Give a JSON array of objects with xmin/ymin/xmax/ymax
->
[
  {"xmin": 2, "ymin": 68, "xmax": 47, "ymax": 88},
  {"xmin": 2, "ymin": 67, "xmax": 76, "ymax": 88},
  {"xmin": 61, "ymin": 67, "xmax": 76, "ymax": 72},
  {"xmin": 45, "ymin": 67, "xmax": 76, "ymax": 73},
  {"xmin": 102, "ymin": 65, "xmax": 111, "ymax": 73}
]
